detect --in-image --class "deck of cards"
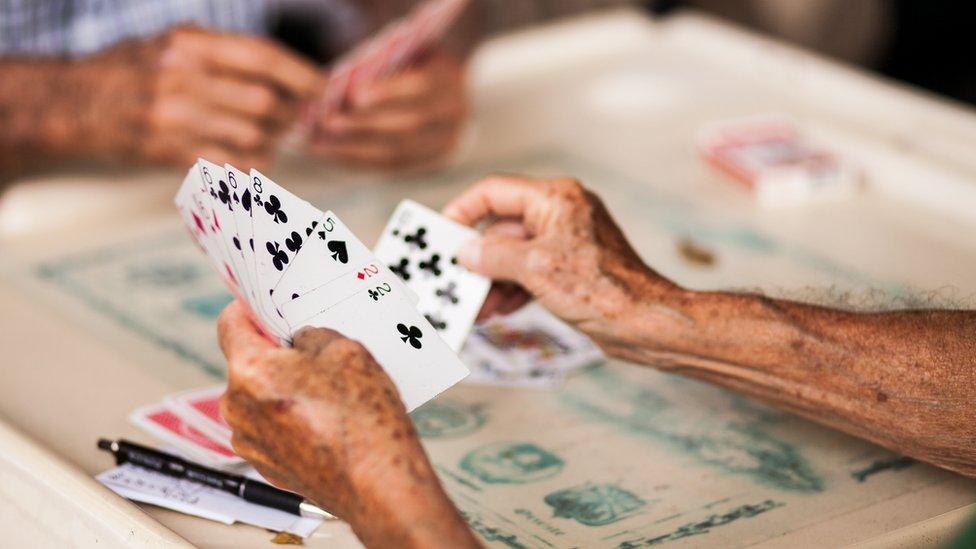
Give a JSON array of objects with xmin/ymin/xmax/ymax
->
[
  {"xmin": 110, "ymin": 388, "xmax": 324, "ymax": 537},
  {"xmin": 698, "ymin": 114, "xmax": 861, "ymax": 207},
  {"xmin": 175, "ymin": 159, "xmax": 490, "ymax": 412},
  {"xmin": 130, "ymin": 389, "xmax": 238, "ymax": 468}
]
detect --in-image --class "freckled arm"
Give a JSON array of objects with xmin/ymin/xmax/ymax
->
[{"xmin": 600, "ymin": 283, "xmax": 976, "ymax": 478}]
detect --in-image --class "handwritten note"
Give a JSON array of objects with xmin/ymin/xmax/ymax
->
[{"xmin": 97, "ymin": 463, "xmax": 323, "ymax": 538}]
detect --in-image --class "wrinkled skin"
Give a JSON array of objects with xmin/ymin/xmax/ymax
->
[
  {"xmin": 217, "ymin": 175, "xmax": 976, "ymax": 549},
  {"xmin": 218, "ymin": 301, "xmax": 480, "ymax": 549},
  {"xmin": 0, "ymin": 27, "xmax": 466, "ymax": 173},
  {"xmin": 70, "ymin": 26, "xmax": 319, "ymax": 169},
  {"xmin": 444, "ymin": 175, "xmax": 674, "ymax": 346}
]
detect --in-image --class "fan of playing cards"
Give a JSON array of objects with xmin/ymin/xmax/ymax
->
[{"xmin": 175, "ymin": 159, "xmax": 493, "ymax": 411}]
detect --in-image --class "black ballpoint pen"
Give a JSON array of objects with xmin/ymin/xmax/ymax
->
[{"xmin": 98, "ymin": 438, "xmax": 333, "ymax": 520}]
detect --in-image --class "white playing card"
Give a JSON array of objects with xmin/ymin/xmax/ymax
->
[
  {"xmin": 272, "ymin": 211, "xmax": 418, "ymax": 329},
  {"xmin": 248, "ymin": 169, "xmax": 325, "ymax": 341},
  {"xmin": 272, "ymin": 212, "xmax": 374, "ymax": 306},
  {"xmin": 281, "ymin": 270, "xmax": 400, "ymax": 330},
  {"xmin": 223, "ymin": 163, "xmax": 261, "ymax": 312},
  {"xmin": 296, "ymin": 281, "xmax": 468, "ymax": 411},
  {"xmin": 460, "ymin": 336, "xmax": 567, "ymax": 390},
  {"xmin": 196, "ymin": 159, "xmax": 257, "ymax": 313},
  {"xmin": 174, "ymin": 169, "xmax": 243, "ymax": 296},
  {"xmin": 469, "ymin": 302, "xmax": 604, "ymax": 374},
  {"xmin": 374, "ymin": 199, "xmax": 490, "ymax": 351}
]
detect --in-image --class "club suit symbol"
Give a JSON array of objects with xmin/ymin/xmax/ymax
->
[
  {"xmin": 264, "ymin": 195, "xmax": 288, "ymax": 223},
  {"xmin": 217, "ymin": 180, "xmax": 233, "ymax": 210},
  {"xmin": 397, "ymin": 323, "xmax": 423, "ymax": 349},
  {"xmin": 435, "ymin": 282, "xmax": 459, "ymax": 304},
  {"xmin": 390, "ymin": 258, "xmax": 411, "ymax": 281},
  {"xmin": 419, "ymin": 253, "xmax": 442, "ymax": 276},
  {"xmin": 285, "ymin": 231, "xmax": 303, "ymax": 253},
  {"xmin": 425, "ymin": 313, "xmax": 447, "ymax": 331},
  {"xmin": 393, "ymin": 227, "xmax": 428, "ymax": 250},
  {"xmin": 267, "ymin": 241, "xmax": 289, "ymax": 271}
]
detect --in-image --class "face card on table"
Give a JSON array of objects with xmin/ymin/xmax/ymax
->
[
  {"xmin": 374, "ymin": 199, "xmax": 490, "ymax": 351},
  {"xmin": 460, "ymin": 336, "xmax": 567, "ymax": 390},
  {"xmin": 248, "ymin": 169, "xmax": 325, "ymax": 340},
  {"xmin": 297, "ymin": 282, "xmax": 468, "ymax": 411},
  {"xmin": 470, "ymin": 302, "xmax": 605, "ymax": 374}
]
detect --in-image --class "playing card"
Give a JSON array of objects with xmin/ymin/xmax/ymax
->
[
  {"xmin": 174, "ymin": 169, "xmax": 243, "ymax": 296},
  {"xmin": 248, "ymin": 169, "xmax": 325, "ymax": 341},
  {"xmin": 297, "ymin": 282, "xmax": 469, "ymax": 411},
  {"xmin": 458, "ymin": 303, "xmax": 603, "ymax": 390},
  {"xmin": 164, "ymin": 385, "xmax": 232, "ymax": 447},
  {"xmin": 272, "ymin": 212, "xmax": 374, "ymax": 305},
  {"xmin": 273, "ymin": 211, "xmax": 418, "ymax": 331},
  {"xmin": 223, "ymin": 163, "xmax": 260, "ymax": 304},
  {"xmin": 469, "ymin": 302, "xmax": 604, "ymax": 374},
  {"xmin": 196, "ymin": 159, "xmax": 257, "ymax": 312},
  {"xmin": 460, "ymin": 336, "xmax": 567, "ymax": 390},
  {"xmin": 374, "ymin": 199, "xmax": 490, "ymax": 351},
  {"xmin": 129, "ymin": 403, "xmax": 242, "ymax": 468},
  {"xmin": 697, "ymin": 114, "xmax": 860, "ymax": 207},
  {"xmin": 307, "ymin": 0, "xmax": 469, "ymax": 123},
  {"xmin": 280, "ymin": 270, "xmax": 401, "ymax": 330}
]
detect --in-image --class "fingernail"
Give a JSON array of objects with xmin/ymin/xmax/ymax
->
[{"xmin": 457, "ymin": 238, "xmax": 480, "ymax": 270}]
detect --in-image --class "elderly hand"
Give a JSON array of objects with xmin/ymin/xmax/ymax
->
[
  {"xmin": 444, "ymin": 175, "xmax": 676, "ymax": 346},
  {"xmin": 216, "ymin": 301, "xmax": 479, "ymax": 548},
  {"xmin": 307, "ymin": 49, "xmax": 467, "ymax": 169},
  {"xmin": 74, "ymin": 26, "xmax": 318, "ymax": 168}
]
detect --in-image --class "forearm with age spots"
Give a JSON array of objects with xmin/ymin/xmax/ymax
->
[
  {"xmin": 608, "ymin": 288, "xmax": 976, "ymax": 477},
  {"xmin": 348, "ymin": 459, "xmax": 481, "ymax": 549}
]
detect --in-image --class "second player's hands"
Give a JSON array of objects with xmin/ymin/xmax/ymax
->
[
  {"xmin": 73, "ymin": 26, "xmax": 318, "ymax": 168},
  {"xmin": 307, "ymin": 49, "xmax": 467, "ymax": 169}
]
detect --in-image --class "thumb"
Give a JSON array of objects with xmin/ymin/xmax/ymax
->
[{"xmin": 458, "ymin": 234, "xmax": 530, "ymax": 283}]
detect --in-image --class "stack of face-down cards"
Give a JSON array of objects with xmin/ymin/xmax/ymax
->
[{"xmin": 105, "ymin": 387, "xmax": 324, "ymax": 537}]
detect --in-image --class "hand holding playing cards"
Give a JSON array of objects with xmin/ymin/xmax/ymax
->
[
  {"xmin": 308, "ymin": 50, "xmax": 466, "ymax": 168},
  {"xmin": 445, "ymin": 175, "xmax": 677, "ymax": 346},
  {"xmin": 76, "ymin": 26, "xmax": 317, "ymax": 168},
  {"xmin": 217, "ymin": 301, "xmax": 480, "ymax": 549}
]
